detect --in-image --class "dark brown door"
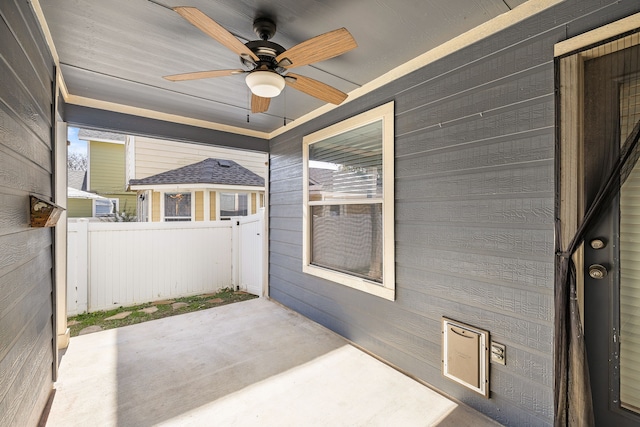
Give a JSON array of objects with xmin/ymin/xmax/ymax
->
[{"xmin": 583, "ymin": 43, "xmax": 640, "ymax": 426}]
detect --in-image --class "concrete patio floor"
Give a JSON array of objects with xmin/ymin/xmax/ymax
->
[{"xmin": 46, "ymin": 298, "xmax": 501, "ymax": 427}]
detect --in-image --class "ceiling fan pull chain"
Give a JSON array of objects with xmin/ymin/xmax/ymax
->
[{"xmin": 247, "ymin": 89, "xmax": 251, "ymax": 122}]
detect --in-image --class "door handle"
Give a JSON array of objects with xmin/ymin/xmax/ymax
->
[
  {"xmin": 589, "ymin": 238, "xmax": 606, "ymax": 249},
  {"xmin": 588, "ymin": 264, "xmax": 608, "ymax": 279}
]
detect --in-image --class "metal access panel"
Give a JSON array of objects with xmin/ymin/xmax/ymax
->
[{"xmin": 442, "ymin": 317, "xmax": 490, "ymax": 398}]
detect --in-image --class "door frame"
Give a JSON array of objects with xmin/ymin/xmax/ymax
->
[
  {"xmin": 556, "ymin": 14, "xmax": 640, "ymax": 423},
  {"xmin": 557, "ymin": 13, "xmax": 640, "ymax": 326}
]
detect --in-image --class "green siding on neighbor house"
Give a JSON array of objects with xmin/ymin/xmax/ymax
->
[
  {"xmin": 89, "ymin": 141, "xmax": 137, "ymax": 215},
  {"xmin": 90, "ymin": 141, "xmax": 125, "ymax": 194},
  {"xmin": 67, "ymin": 198, "xmax": 93, "ymax": 218},
  {"xmin": 118, "ymin": 194, "xmax": 138, "ymax": 216}
]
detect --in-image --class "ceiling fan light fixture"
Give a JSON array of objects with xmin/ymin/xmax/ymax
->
[{"xmin": 245, "ymin": 71, "xmax": 285, "ymax": 98}]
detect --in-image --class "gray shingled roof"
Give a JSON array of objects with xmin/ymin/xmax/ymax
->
[
  {"xmin": 68, "ymin": 170, "xmax": 87, "ymax": 190},
  {"xmin": 78, "ymin": 128, "xmax": 126, "ymax": 142},
  {"xmin": 129, "ymin": 158, "xmax": 264, "ymax": 187}
]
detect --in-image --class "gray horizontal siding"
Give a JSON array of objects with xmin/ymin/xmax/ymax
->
[
  {"xmin": 0, "ymin": 1, "xmax": 55, "ymax": 425},
  {"xmin": 269, "ymin": 1, "xmax": 640, "ymax": 426}
]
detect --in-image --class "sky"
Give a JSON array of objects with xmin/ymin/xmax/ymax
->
[{"xmin": 67, "ymin": 126, "xmax": 87, "ymax": 155}]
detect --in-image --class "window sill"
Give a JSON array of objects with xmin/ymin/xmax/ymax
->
[{"xmin": 302, "ymin": 264, "xmax": 395, "ymax": 301}]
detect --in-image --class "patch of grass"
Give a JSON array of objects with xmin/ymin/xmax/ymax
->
[{"xmin": 68, "ymin": 288, "xmax": 257, "ymax": 337}]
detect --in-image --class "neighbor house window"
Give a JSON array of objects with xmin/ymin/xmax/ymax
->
[
  {"xmin": 303, "ymin": 101, "xmax": 395, "ymax": 300},
  {"xmin": 220, "ymin": 192, "xmax": 248, "ymax": 218},
  {"xmin": 164, "ymin": 192, "xmax": 191, "ymax": 221},
  {"xmin": 95, "ymin": 198, "xmax": 119, "ymax": 217}
]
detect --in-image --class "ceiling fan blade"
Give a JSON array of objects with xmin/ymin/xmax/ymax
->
[
  {"xmin": 173, "ymin": 7, "xmax": 259, "ymax": 62},
  {"xmin": 285, "ymin": 73, "xmax": 348, "ymax": 105},
  {"xmin": 163, "ymin": 69, "xmax": 245, "ymax": 82},
  {"xmin": 276, "ymin": 28, "xmax": 357, "ymax": 69},
  {"xmin": 251, "ymin": 94, "xmax": 271, "ymax": 113}
]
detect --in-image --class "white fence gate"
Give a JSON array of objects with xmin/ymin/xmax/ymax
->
[
  {"xmin": 67, "ymin": 212, "xmax": 264, "ymax": 315},
  {"xmin": 239, "ymin": 214, "xmax": 263, "ymax": 296}
]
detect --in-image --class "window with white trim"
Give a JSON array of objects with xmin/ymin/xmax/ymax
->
[
  {"xmin": 303, "ymin": 101, "xmax": 395, "ymax": 300},
  {"xmin": 164, "ymin": 192, "xmax": 191, "ymax": 221},
  {"xmin": 95, "ymin": 198, "xmax": 119, "ymax": 217},
  {"xmin": 220, "ymin": 192, "xmax": 248, "ymax": 218}
]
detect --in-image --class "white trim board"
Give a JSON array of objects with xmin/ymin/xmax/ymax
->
[{"xmin": 555, "ymin": 12, "xmax": 640, "ymax": 57}]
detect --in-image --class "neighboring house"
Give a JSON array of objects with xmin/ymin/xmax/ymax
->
[
  {"xmin": 129, "ymin": 158, "xmax": 265, "ymax": 222},
  {"xmin": 125, "ymin": 135, "xmax": 267, "ymax": 185},
  {"xmin": 67, "ymin": 187, "xmax": 113, "ymax": 218},
  {"xmin": 78, "ymin": 129, "xmax": 137, "ymax": 217},
  {"xmin": 66, "ymin": 170, "xmax": 91, "ymax": 217},
  {"xmin": 68, "ymin": 169, "xmax": 87, "ymax": 191},
  {"xmin": 66, "ymin": 169, "xmax": 115, "ymax": 218}
]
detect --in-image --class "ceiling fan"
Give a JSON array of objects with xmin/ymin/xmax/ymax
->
[{"xmin": 163, "ymin": 7, "xmax": 357, "ymax": 114}]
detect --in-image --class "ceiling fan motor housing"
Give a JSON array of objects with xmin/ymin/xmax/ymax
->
[{"xmin": 242, "ymin": 40, "xmax": 286, "ymax": 71}]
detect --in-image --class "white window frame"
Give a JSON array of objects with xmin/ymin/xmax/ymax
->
[
  {"xmin": 110, "ymin": 198, "xmax": 119, "ymax": 214},
  {"xmin": 93, "ymin": 197, "xmax": 119, "ymax": 217},
  {"xmin": 302, "ymin": 101, "xmax": 395, "ymax": 301}
]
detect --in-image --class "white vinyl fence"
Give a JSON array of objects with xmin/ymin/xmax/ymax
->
[
  {"xmin": 239, "ymin": 214, "xmax": 263, "ymax": 296},
  {"xmin": 67, "ymin": 212, "xmax": 264, "ymax": 315}
]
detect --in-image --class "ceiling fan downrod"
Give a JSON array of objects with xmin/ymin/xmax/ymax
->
[{"xmin": 253, "ymin": 17, "xmax": 276, "ymax": 41}]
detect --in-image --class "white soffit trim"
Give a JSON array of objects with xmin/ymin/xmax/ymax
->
[
  {"xmin": 31, "ymin": 0, "xmax": 70, "ymax": 99},
  {"xmin": 82, "ymin": 139, "xmax": 125, "ymax": 145},
  {"xmin": 78, "ymin": 133, "xmax": 126, "ymax": 144},
  {"xmin": 269, "ymin": 0, "xmax": 564, "ymax": 138},
  {"xmin": 31, "ymin": 0, "xmax": 69, "ymax": 102},
  {"xmin": 31, "ymin": 0, "xmax": 58, "ymax": 63},
  {"xmin": 68, "ymin": 187, "xmax": 110, "ymax": 200},
  {"xmin": 555, "ymin": 12, "xmax": 640, "ymax": 57},
  {"xmin": 129, "ymin": 183, "xmax": 265, "ymax": 192}
]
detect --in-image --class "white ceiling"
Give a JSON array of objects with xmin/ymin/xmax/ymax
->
[{"xmin": 38, "ymin": 0, "xmax": 529, "ymax": 135}]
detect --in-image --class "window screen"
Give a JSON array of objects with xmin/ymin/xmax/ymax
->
[
  {"xmin": 164, "ymin": 192, "xmax": 191, "ymax": 221},
  {"xmin": 311, "ymin": 204, "xmax": 382, "ymax": 281},
  {"xmin": 220, "ymin": 192, "xmax": 248, "ymax": 217}
]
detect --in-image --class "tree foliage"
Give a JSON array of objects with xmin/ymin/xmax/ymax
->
[{"xmin": 68, "ymin": 152, "xmax": 88, "ymax": 171}]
